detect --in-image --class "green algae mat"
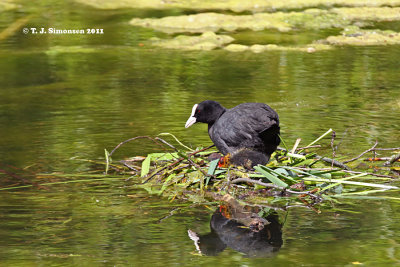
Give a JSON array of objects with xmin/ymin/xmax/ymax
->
[{"xmin": 75, "ymin": 0, "xmax": 400, "ymax": 52}]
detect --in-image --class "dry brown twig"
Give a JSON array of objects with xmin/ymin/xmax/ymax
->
[
  {"xmin": 154, "ymin": 137, "xmax": 177, "ymax": 151},
  {"xmin": 295, "ymin": 145, "xmax": 322, "ymax": 150},
  {"xmin": 374, "ymin": 147, "xmax": 400, "ymax": 151},
  {"xmin": 330, "ymin": 130, "xmax": 336, "ymax": 168},
  {"xmin": 315, "ymin": 156, "xmax": 350, "ymax": 170},
  {"xmin": 384, "ymin": 153, "xmax": 400, "ymax": 166},
  {"xmin": 187, "ymin": 144, "xmax": 217, "ymax": 178},
  {"xmin": 342, "ymin": 140, "xmax": 379, "ymax": 164},
  {"xmin": 109, "ymin": 136, "xmax": 167, "ymax": 157},
  {"xmin": 342, "ymin": 142, "xmax": 400, "ymax": 165}
]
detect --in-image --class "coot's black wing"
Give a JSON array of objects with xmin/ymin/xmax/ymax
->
[{"xmin": 209, "ymin": 103, "xmax": 279, "ymax": 155}]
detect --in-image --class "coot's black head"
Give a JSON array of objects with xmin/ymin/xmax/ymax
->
[{"xmin": 185, "ymin": 100, "xmax": 226, "ymax": 128}]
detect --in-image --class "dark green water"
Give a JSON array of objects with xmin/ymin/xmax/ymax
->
[{"xmin": 1, "ymin": 1, "xmax": 400, "ymax": 266}]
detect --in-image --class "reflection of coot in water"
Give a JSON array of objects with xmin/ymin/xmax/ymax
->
[
  {"xmin": 188, "ymin": 208, "xmax": 283, "ymax": 257},
  {"xmin": 185, "ymin": 100, "xmax": 280, "ymax": 166}
]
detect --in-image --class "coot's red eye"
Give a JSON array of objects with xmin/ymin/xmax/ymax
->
[{"xmin": 196, "ymin": 109, "xmax": 201, "ymax": 113}]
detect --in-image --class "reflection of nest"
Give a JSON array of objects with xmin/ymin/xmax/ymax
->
[{"xmin": 188, "ymin": 195, "xmax": 283, "ymax": 257}]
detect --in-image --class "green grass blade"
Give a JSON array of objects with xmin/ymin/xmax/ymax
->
[
  {"xmin": 158, "ymin": 133, "xmax": 194, "ymax": 151},
  {"xmin": 207, "ymin": 159, "xmax": 219, "ymax": 176},
  {"xmin": 254, "ymin": 165, "xmax": 288, "ymax": 188},
  {"xmin": 302, "ymin": 177, "xmax": 398, "ymax": 190},
  {"xmin": 282, "ymin": 166, "xmax": 323, "ymax": 179},
  {"xmin": 299, "ymin": 128, "xmax": 332, "ymax": 153},
  {"xmin": 319, "ymin": 173, "xmax": 368, "ymax": 193},
  {"xmin": 148, "ymin": 152, "xmax": 179, "ymax": 161},
  {"xmin": 263, "ymin": 166, "xmax": 297, "ymax": 183},
  {"xmin": 196, "ymin": 150, "xmax": 219, "ymax": 156},
  {"xmin": 159, "ymin": 173, "xmax": 176, "ymax": 195},
  {"xmin": 286, "ymin": 153, "xmax": 306, "ymax": 159},
  {"xmin": 331, "ymin": 195, "xmax": 400, "ymax": 200},
  {"xmin": 278, "ymin": 134, "xmax": 289, "ymax": 151},
  {"xmin": 105, "ymin": 149, "xmax": 110, "ymax": 174},
  {"xmin": 141, "ymin": 155, "xmax": 151, "ymax": 177},
  {"xmin": 339, "ymin": 189, "xmax": 399, "ymax": 196},
  {"xmin": 206, "ymin": 159, "xmax": 219, "ymax": 187}
]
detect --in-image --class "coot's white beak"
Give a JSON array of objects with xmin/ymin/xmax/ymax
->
[
  {"xmin": 185, "ymin": 116, "xmax": 196, "ymax": 128},
  {"xmin": 185, "ymin": 104, "xmax": 198, "ymax": 128}
]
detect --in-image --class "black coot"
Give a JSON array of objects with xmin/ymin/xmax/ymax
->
[{"xmin": 185, "ymin": 100, "xmax": 280, "ymax": 163}]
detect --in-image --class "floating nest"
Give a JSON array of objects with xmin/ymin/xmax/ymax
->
[{"xmin": 105, "ymin": 130, "xmax": 400, "ymax": 213}]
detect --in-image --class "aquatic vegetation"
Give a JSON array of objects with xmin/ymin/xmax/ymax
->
[
  {"xmin": 77, "ymin": 0, "xmax": 400, "ymax": 13},
  {"xmin": 332, "ymin": 7, "xmax": 400, "ymax": 21},
  {"xmin": 99, "ymin": 130, "xmax": 400, "ymax": 211},
  {"xmin": 149, "ymin": 32, "xmax": 234, "ymax": 50},
  {"xmin": 129, "ymin": 11, "xmax": 349, "ymax": 34},
  {"xmin": 71, "ymin": 1, "xmax": 400, "ymax": 51},
  {"xmin": 129, "ymin": 8, "xmax": 400, "ymax": 34},
  {"xmin": 45, "ymin": 45, "xmax": 101, "ymax": 55},
  {"xmin": 0, "ymin": 130, "xmax": 398, "ymax": 213},
  {"xmin": 224, "ymin": 43, "xmax": 332, "ymax": 53},
  {"xmin": 325, "ymin": 28, "xmax": 400, "ymax": 45},
  {"xmin": 148, "ymin": 36, "xmax": 333, "ymax": 53},
  {"xmin": 148, "ymin": 33, "xmax": 334, "ymax": 53},
  {"xmin": 0, "ymin": 1, "xmax": 18, "ymax": 12},
  {"xmin": 126, "ymin": 6, "xmax": 400, "ymax": 51}
]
